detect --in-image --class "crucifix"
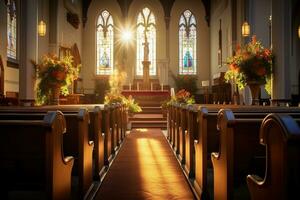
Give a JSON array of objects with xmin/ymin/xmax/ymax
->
[{"xmin": 142, "ymin": 29, "xmax": 151, "ymax": 90}]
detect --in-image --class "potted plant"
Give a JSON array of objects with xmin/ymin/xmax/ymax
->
[
  {"xmin": 33, "ymin": 53, "xmax": 80, "ymax": 105},
  {"xmin": 225, "ymin": 35, "xmax": 273, "ymax": 104}
]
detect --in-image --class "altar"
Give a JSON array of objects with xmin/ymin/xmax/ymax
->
[{"xmin": 121, "ymin": 90, "xmax": 170, "ymax": 107}]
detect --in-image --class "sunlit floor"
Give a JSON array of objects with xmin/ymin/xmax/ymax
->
[{"xmin": 94, "ymin": 128, "xmax": 195, "ymax": 200}]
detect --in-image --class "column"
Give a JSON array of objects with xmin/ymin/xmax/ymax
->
[
  {"xmin": 19, "ymin": 0, "xmax": 38, "ymax": 101},
  {"xmin": 271, "ymin": 0, "xmax": 291, "ymax": 99}
]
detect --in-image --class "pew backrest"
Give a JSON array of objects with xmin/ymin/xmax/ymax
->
[{"xmin": 247, "ymin": 114, "xmax": 300, "ymax": 200}]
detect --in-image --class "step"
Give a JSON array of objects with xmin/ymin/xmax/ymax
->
[
  {"xmin": 140, "ymin": 107, "xmax": 163, "ymax": 114},
  {"xmin": 129, "ymin": 114, "xmax": 166, "ymax": 121},
  {"xmin": 131, "ymin": 122, "xmax": 167, "ymax": 129}
]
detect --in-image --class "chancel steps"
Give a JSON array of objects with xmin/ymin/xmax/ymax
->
[{"xmin": 129, "ymin": 107, "xmax": 167, "ymax": 129}]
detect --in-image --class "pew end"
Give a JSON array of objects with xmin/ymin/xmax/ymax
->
[{"xmin": 247, "ymin": 114, "xmax": 300, "ymax": 200}]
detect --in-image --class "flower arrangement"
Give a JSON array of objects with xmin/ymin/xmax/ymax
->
[
  {"xmin": 104, "ymin": 92, "xmax": 142, "ymax": 113},
  {"xmin": 162, "ymin": 89, "xmax": 195, "ymax": 108},
  {"xmin": 33, "ymin": 53, "xmax": 80, "ymax": 104},
  {"xmin": 104, "ymin": 69, "xmax": 142, "ymax": 113},
  {"xmin": 224, "ymin": 35, "xmax": 273, "ymax": 94}
]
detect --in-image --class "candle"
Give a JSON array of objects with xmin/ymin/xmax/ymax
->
[
  {"xmin": 151, "ymin": 83, "xmax": 153, "ymax": 91},
  {"xmin": 129, "ymin": 84, "xmax": 131, "ymax": 91},
  {"xmin": 161, "ymin": 83, "xmax": 163, "ymax": 91},
  {"xmin": 171, "ymin": 88, "xmax": 175, "ymax": 97},
  {"xmin": 137, "ymin": 82, "xmax": 139, "ymax": 91}
]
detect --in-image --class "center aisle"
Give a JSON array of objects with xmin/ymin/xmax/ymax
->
[{"xmin": 94, "ymin": 128, "xmax": 195, "ymax": 200}]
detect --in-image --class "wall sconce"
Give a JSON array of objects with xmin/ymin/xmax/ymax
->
[
  {"xmin": 242, "ymin": 21, "xmax": 250, "ymax": 37},
  {"xmin": 38, "ymin": 0, "xmax": 46, "ymax": 37},
  {"xmin": 298, "ymin": 25, "xmax": 300, "ymax": 39},
  {"xmin": 38, "ymin": 20, "xmax": 46, "ymax": 36}
]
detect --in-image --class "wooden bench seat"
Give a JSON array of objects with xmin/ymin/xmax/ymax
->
[
  {"xmin": 0, "ymin": 103, "xmax": 126, "ymax": 179},
  {"xmin": 247, "ymin": 114, "xmax": 300, "ymax": 200},
  {"xmin": 0, "ymin": 111, "xmax": 74, "ymax": 200},
  {"xmin": 211, "ymin": 109, "xmax": 266, "ymax": 200},
  {"xmin": 190, "ymin": 105, "xmax": 300, "ymax": 199},
  {"xmin": 0, "ymin": 108, "xmax": 94, "ymax": 199}
]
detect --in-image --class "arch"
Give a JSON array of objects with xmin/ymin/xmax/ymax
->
[
  {"xmin": 170, "ymin": 0, "xmax": 210, "ymax": 84},
  {"xmin": 128, "ymin": 0, "xmax": 166, "ymax": 79},
  {"xmin": 179, "ymin": 9, "xmax": 197, "ymax": 75},
  {"xmin": 96, "ymin": 10, "xmax": 114, "ymax": 75},
  {"xmin": 136, "ymin": 7, "xmax": 156, "ymax": 76},
  {"xmin": 82, "ymin": 0, "xmax": 122, "ymax": 90}
]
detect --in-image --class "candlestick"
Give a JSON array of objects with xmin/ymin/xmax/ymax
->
[
  {"xmin": 129, "ymin": 84, "xmax": 131, "ymax": 91},
  {"xmin": 137, "ymin": 82, "xmax": 139, "ymax": 91},
  {"xmin": 151, "ymin": 82, "xmax": 153, "ymax": 91},
  {"xmin": 161, "ymin": 84, "xmax": 163, "ymax": 91}
]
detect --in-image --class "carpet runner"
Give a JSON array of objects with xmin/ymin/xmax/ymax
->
[{"xmin": 94, "ymin": 128, "xmax": 195, "ymax": 200}]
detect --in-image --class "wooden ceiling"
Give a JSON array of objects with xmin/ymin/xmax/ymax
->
[{"xmin": 82, "ymin": 0, "xmax": 210, "ymax": 27}]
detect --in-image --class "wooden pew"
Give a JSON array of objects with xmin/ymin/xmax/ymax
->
[
  {"xmin": 211, "ymin": 109, "xmax": 269, "ymax": 200},
  {"xmin": 174, "ymin": 103, "xmax": 181, "ymax": 153},
  {"xmin": 193, "ymin": 105, "xmax": 300, "ymax": 199},
  {"xmin": 167, "ymin": 103, "xmax": 174, "ymax": 142},
  {"xmin": 178, "ymin": 104, "xmax": 188, "ymax": 164},
  {"xmin": 184, "ymin": 104, "xmax": 198, "ymax": 178},
  {"xmin": 0, "ymin": 107, "xmax": 94, "ymax": 199},
  {"xmin": 0, "ymin": 104, "xmax": 112, "ymax": 179},
  {"xmin": 109, "ymin": 104, "xmax": 117, "ymax": 155},
  {"xmin": 0, "ymin": 111, "xmax": 74, "ymax": 200},
  {"xmin": 102, "ymin": 104, "xmax": 113, "ymax": 165},
  {"xmin": 247, "ymin": 114, "xmax": 300, "ymax": 200}
]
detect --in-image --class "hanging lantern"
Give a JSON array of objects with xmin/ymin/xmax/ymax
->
[
  {"xmin": 242, "ymin": 21, "xmax": 250, "ymax": 37},
  {"xmin": 38, "ymin": 20, "xmax": 46, "ymax": 37}
]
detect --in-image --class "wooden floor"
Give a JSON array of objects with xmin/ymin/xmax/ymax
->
[{"xmin": 94, "ymin": 128, "xmax": 195, "ymax": 200}]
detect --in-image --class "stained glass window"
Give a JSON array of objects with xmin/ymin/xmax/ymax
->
[
  {"xmin": 7, "ymin": 0, "xmax": 17, "ymax": 60},
  {"xmin": 96, "ymin": 10, "xmax": 114, "ymax": 75},
  {"xmin": 179, "ymin": 10, "xmax": 197, "ymax": 75},
  {"xmin": 136, "ymin": 7, "xmax": 156, "ymax": 76}
]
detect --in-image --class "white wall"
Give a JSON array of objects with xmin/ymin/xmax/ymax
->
[
  {"xmin": 169, "ymin": 0, "xmax": 210, "ymax": 90},
  {"xmin": 57, "ymin": 0, "xmax": 82, "ymax": 53},
  {"xmin": 210, "ymin": 0, "xmax": 231, "ymax": 79}
]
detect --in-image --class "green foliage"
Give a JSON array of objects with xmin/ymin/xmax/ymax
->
[{"xmin": 171, "ymin": 73, "xmax": 198, "ymax": 95}]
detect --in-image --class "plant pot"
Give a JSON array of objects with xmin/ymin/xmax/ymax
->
[
  {"xmin": 248, "ymin": 82, "xmax": 260, "ymax": 105},
  {"xmin": 49, "ymin": 84, "xmax": 61, "ymax": 105}
]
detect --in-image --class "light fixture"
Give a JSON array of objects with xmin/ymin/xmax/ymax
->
[
  {"xmin": 38, "ymin": 20, "xmax": 46, "ymax": 36},
  {"xmin": 242, "ymin": 21, "xmax": 250, "ymax": 37},
  {"xmin": 298, "ymin": 25, "xmax": 300, "ymax": 39},
  {"xmin": 38, "ymin": 0, "xmax": 46, "ymax": 37}
]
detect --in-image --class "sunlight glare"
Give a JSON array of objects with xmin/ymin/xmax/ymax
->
[{"xmin": 121, "ymin": 30, "xmax": 132, "ymax": 42}]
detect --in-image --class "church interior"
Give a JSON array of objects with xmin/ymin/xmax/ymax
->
[{"xmin": 0, "ymin": 0, "xmax": 300, "ymax": 199}]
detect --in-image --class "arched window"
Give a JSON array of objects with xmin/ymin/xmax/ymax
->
[
  {"xmin": 179, "ymin": 10, "xmax": 197, "ymax": 75},
  {"xmin": 96, "ymin": 10, "xmax": 114, "ymax": 75},
  {"xmin": 7, "ymin": 0, "xmax": 17, "ymax": 61},
  {"xmin": 136, "ymin": 7, "xmax": 156, "ymax": 76}
]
